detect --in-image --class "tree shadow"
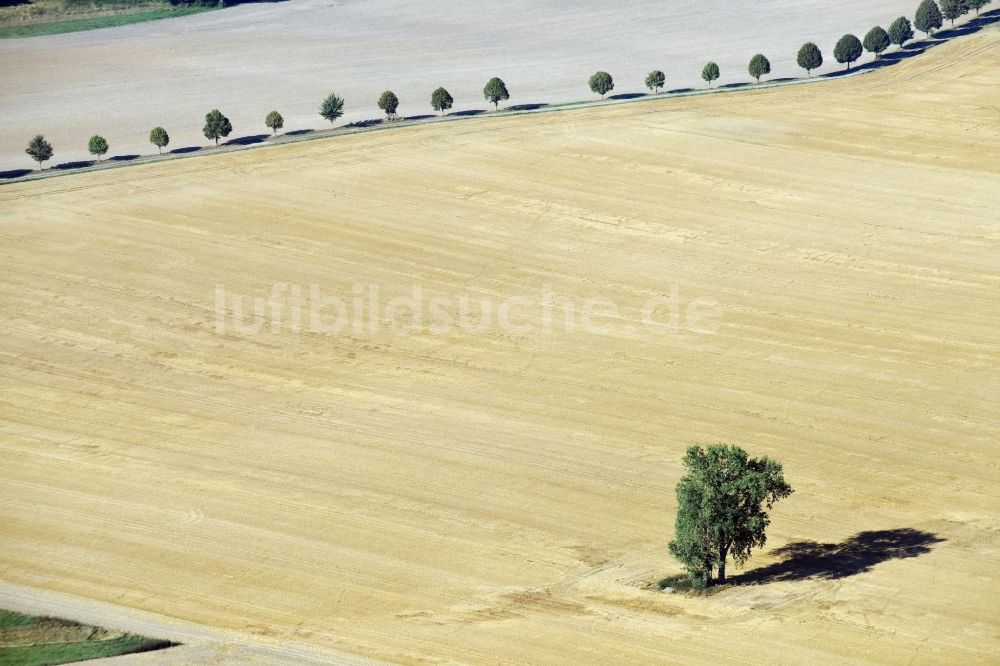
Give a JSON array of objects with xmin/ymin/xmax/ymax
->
[
  {"xmin": 109, "ymin": 154, "xmax": 140, "ymax": 162},
  {"xmin": 508, "ymin": 102, "xmax": 548, "ymax": 111},
  {"xmin": 344, "ymin": 118, "xmax": 381, "ymax": 129},
  {"xmin": 225, "ymin": 134, "xmax": 268, "ymax": 146},
  {"xmin": 719, "ymin": 82, "xmax": 750, "ymax": 89},
  {"xmin": 734, "ymin": 528, "xmax": 944, "ymax": 585},
  {"xmin": 405, "ymin": 114, "xmax": 435, "ymax": 121},
  {"xmin": 814, "ymin": 11, "xmax": 998, "ymax": 78},
  {"xmin": 0, "ymin": 168, "xmax": 33, "ymax": 179},
  {"xmin": 170, "ymin": 146, "xmax": 202, "ymax": 155},
  {"xmin": 608, "ymin": 92, "xmax": 646, "ymax": 101},
  {"xmin": 667, "ymin": 87, "xmax": 695, "ymax": 94},
  {"xmin": 285, "ymin": 128, "xmax": 313, "ymax": 136},
  {"xmin": 53, "ymin": 160, "xmax": 93, "ymax": 170},
  {"xmin": 451, "ymin": 109, "xmax": 487, "ymax": 117}
]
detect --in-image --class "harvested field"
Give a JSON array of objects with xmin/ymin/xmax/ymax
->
[
  {"xmin": 1, "ymin": 21, "xmax": 999, "ymax": 666},
  {"xmin": 0, "ymin": 0, "xmax": 925, "ymax": 170}
]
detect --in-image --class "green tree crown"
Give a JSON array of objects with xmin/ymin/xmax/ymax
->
[
  {"xmin": 915, "ymin": 0, "xmax": 944, "ymax": 35},
  {"xmin": 88, "ymin": 135, "xmax": 108, "ymax": 160},
  {"xmin": 833, "ymin": 33, "xmax": 864, "ymax": 69},
  {"xmin": 797, "ymin": 42, "xmax": 823, "ymax": 75},
  {"xmin": 431, "ymin": 87, "xmax": 454, "ymax": 113},
  {"xmin": 149, "ymin": 126, "xmax": 169, "ymax": 154},
  {"xmin": 940, "ymin": 0, "xmax": 968, "ymax": 24},
  {"xmin": 701, "ymin": 61, "xmax": 720, "ymax": 86},
  {"xmin": 588, "ymin": 70, "xmax": 614, "ymax": 98},
  {"xmin": 378, "ymin": 90, "xmax": 400, "ymax": 118},
  {"xmin": 668, "ymin": 444, "xmax": 793, "ymax": 586},
  {"xmin": 203, "ymin": 109, "xmax": 232, "ymax": 145},
  {"xmin": 863, "ymin": 26, "xmax": 891, "ymax": 58},
  {"xmin": 888, "ymin": 16, "xmax": 914, "ymax": 46},
  {"xmin": 965, "ymin": 0, "xmax": 989, "ymax": 15},
  {"xmin": 645, "ymin": 70, "xmax": 666, "ymax": 93},
  {"xmin": 748, "ymin": 53, "xmax": 771, "ymax": 82},
  {"xmin": 483, "ymin": 77, "xmax": 510, "ymax": 110},
  {"xmin": 320, "ymin": 93, "xmax": 345, "ymax": 124},
  {"xmin": 25, "ymin": 134, "xmax": 53, "ymax": 169},
  {"xmin": 265, "ymin": 111, "xmax": 284, "ymax": 135}
]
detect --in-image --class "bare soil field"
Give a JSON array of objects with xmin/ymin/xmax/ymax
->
[
  {"xmin": 1, "ymin": 24, "xmax": 999, "ymax": 666},
  {"xmin": 0, "ymin": 0, "xmax": 924, "ymax": 171}
]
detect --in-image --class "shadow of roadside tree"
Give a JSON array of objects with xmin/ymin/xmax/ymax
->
[{"xmin": 734, "ymin": 528, "xmax": 944, "ymax": 584}]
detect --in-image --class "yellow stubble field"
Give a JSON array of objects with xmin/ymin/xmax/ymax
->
[{"xmin": 1, "ymin": 26, "xmax": 998, "ymax": 665}]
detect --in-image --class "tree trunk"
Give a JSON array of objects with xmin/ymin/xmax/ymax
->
[{"xmin": 717, "ymin": 545, "xmax": 728, "ymax": 585}]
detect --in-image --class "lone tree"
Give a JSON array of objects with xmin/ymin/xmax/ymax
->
[
  {"xmin": 940, "ymin": 0, "xmax": 968, "ymax": 24},
  {"xmin": 203, "ymin": 109, "xmax": 232, "ymax": 145},
  {"xmin": 668, "ymin": 444, "xmax": 793, "ymax": 587},
  {"xmin": 378, "ymin": 90, "xmax": 400, "ymax": 120},
  {"xmin": 748, "ymin": 54, "xmax": 771, "ymax": 83},
  {"xmin": 588, "ymin": 70, "xmax": 614, "ymax": 98},
  {"xmin": 88, "ymin": 135, "xmax": 108, "ymax": 162},
  {"xmin": 483, "ymin": 77, "xmax": 509, "ymax": 110},
  {"xmin": 149, "ymin": 126, "xmax": 169, "ymax": 154},
  {"xmin": 25, "ymin": 134, "xmax": 53, "ymax": 170},
  {"xmin": 888, "ymin": 16, "xmax": 915, "ymax": 48},
  {"xmin": 265, "ymin": 110, "xmax": 284, "ymax": 135},
  {"xmin": 320, "ymin": 93, "xmax": 345, "ymax": 124},
  {"xmin": 645, "ymin": 69, "xmax": 666, "ymax": 93},
  {"xmin": 863, "ymin": 25, "xmax": 892, "ymax": 59},
  {"xmin": 834, "ymin": 33, "xmax": 863, "ymax": 70},
  {"xmin": 701, "ymin": 61, "xmax": 720, "ymax": 87},
  {"xmin": 431, "ymin": 86, "xmax": 454, "ymax": 114},
  {"xmin": 915, "ymin": 0, "xmax": 944, "ymax": 35},
  {"xmin": 965, "ymin": 0, "xmax": 989, "ymax": 15},
  {"xmin": 797, "ymin": 42, "xmax": 823, "ymax": 76}
]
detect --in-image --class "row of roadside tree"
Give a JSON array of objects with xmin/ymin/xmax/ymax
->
[{"xmin": 23, "ymin": 0, "xmax": 992, "ymax": 170}]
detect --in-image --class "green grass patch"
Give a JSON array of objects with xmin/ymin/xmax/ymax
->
[
  {"xmin": 0, "ymin": 610, "xmax": 36, "ymax": 632},
  {"xmin": 0, "ymin": 5, "xmax": 215, "ymax": 38},
  {"xmin": 656, "ymin": 574, "xmax": 729, "ymax": 596},
  {"xmin": 0, "ymin": 636, "xmax": 174, "ymax": 665},
  {"xmin": 0, "ymin": 607, "xmax": 175, "ymax": 665}
]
